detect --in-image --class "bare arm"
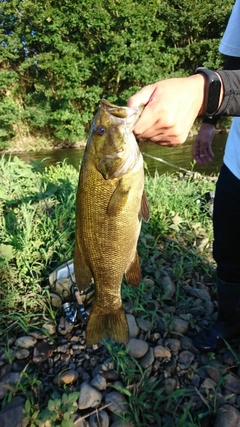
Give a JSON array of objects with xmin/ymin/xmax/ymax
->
[
  {"xmin": 128, "ymin": 67, "xmax": 240, "ymax": 147},
  {"xmin": 127, "ymin": 74, "xmax": 206, "ymax": 146}
]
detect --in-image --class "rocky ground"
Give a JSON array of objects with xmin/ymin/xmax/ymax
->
[{"xmin": 1, "ymin": 258, "xmax": 240, "ymax": 426}]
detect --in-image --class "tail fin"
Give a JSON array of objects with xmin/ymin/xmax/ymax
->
[{"xmin": 86, "ymin": 306, "xmax": 129, "ymax": 345}]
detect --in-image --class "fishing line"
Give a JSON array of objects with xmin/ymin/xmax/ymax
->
[
  {"xmin": 142, "ymin": 152, "xmax": 193, "ymax": 173},
  {"xmin": 142, "ymin": 152, "xmax": 217, "ymax": 183}
]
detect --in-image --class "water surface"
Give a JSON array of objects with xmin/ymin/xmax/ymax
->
[{"xmin": 3, "ymin": 133, "xmax": 227, "ymax": 176}]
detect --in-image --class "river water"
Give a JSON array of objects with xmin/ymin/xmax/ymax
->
[{"xmin": 3, "ymin": 133, "xmax": 227, "ymax": 176}]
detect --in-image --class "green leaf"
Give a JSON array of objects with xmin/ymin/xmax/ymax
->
[
  {"xmin": 47, "ymin": 399, "xmax": 55, "ymax": 411},
  {"xmin": 67, "ymin": 392, "xmax": 80, "ymax": 403},
  {"xmin": 24, "ymin": 399, "xmax": 31, "ymax": 413},
  {"xmin": 63, "ymin": 411, "xmax": 71, "ymax": 420},
  {"xmin": 61, "ymin": 420, "xmax": 74, "ymax": 427},
  {"xmin": 0, "ymin": 244, "xmax": 14, "ymax": 260}
]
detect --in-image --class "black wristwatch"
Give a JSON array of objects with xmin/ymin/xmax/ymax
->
[{"xmin": 195, "ymin": 67, "xmax": 221, "ymax": 117}]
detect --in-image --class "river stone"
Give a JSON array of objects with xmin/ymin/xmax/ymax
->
[
  {"xmin": 214, "ymin": 404, "xmax": 240, "ymax": 427},
  {"xmin": 126, "ymin": 314, "xmax": 139, "ymax": 338},
  {"xmin": 42, "ymin": 322, "xmax": 56, "ymax": 335},
  {"xmin": 162, "ymin": 378, "xmax": 177, "ymax": 395},
  {"xmin": 139, "ymin": 346, "xmax": 154, "ymax": 369},
  {"xmin": 223, "ymin": 350, "xmax": 237, "ymax": 366},
  {"xmin": 53, "ymin": 369, "xmax": 79, "ymax": 385},
  {"xmin": 189, "ymin": 306, "xmax": 205, "ymax": 317},
  {"xmin": 165, "ymin": 338, "xmax": 181, "ymax": 353},
  {"xmin": 101, "ymin": 369, "xmax": 119, "ymax": 381},
  {"xmin": 33, "ymin": 341, "xmax": 54, "ymax": 364},
  {"xmin": 91, "ymin": 374, "xmax": 107, "ymax": 391},
  {"xmin": 178, "ymin": 350, "xmax": 195, "ymax": 369},
  {"xmin": 15, "ymin": 335, "xmax": 37, "ymax": 349},
  {"xmin": 206, "ymin": 362, "xmax": 226, "ymax": 383},
  {"xmin": 161, "ymin": 275, "xmax": 176, "ymax": 299},
  {"xmin": 163, "ymin": 355, "xmax": 177, "ymax": 375},
  {"xmin": 0, "ymin": 396, "xmax": 25, "ymax": 427},
  {"xmin": 105, "ymin": 391, "xmax": 129, "ymax": 414},
  {"xmin": 223, "ymin": 373, "xmax": 240, "ymax": 394},
  {"xmin": 171, "ymin": 318, "xmax": 189, "ymax": 334},
  {"xmin": 29, "ymin": 330, "xmax": 47, "ymax": 340},
  {"xmin": 153, "ymin": 345, "xmax": 171, "ymax": 359},
  {"xmin": 0, "ymin": 364, "xmax": 12, "ymax": 380},
  {"xmin": 15, "ymin": 349, "xmax": 30, "ymax": 360},
  {"xmin": 73, "ymin": 418, "xmax": 88, "ymax": 427},
  {"xmin": 126, "ymin": 338, "xmax": 148, "ymax": 358},
  {"xmin": 136, "ymin": 318, "xmax": 151, "ymax": 332},
  {"xmin": 183, "ymin": 285, "xmax": 211, "ymax": 301},
  {"xmin": 78, "ymin": 382, "xmax": 102, "ymax": 409},
  {"xmin": 0, "ymin": 372, "xmax": 21, "ymax": 399},
  {"xmin": 204, "ymin": 299, "xmax": 215, "ymax": 315},
  {"xmin": 89, "ymin": 410, "xmax": 109, "ymax": 427},
  {"xmin": 201, "ymin": 378, "xmax": 217, "ymax": 390}
]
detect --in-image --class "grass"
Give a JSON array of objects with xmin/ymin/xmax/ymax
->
[{"xmin": 0, "ymin": 155, "xmax": 224, "ymax": 425}]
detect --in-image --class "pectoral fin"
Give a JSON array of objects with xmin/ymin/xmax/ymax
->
[
  {"xmin": 139, "ymin": 190, "xmax": 150, "ymax": 222},
  {"xmin": 125, "ymin": 251, "xmax": 141, "ymax": 287},
  {"xmin": 107, "ymin": 180, "xmax": 130, "ymax": 216}
]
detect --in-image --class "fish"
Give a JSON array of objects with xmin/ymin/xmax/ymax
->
[{"xmin": 74, "ymin": 98, "xmax": 150, "ymax": 345}]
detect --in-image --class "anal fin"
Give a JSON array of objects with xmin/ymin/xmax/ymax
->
[{"xmin": 125, "ymin": 251, "xmax": 141, "ymax": 287}]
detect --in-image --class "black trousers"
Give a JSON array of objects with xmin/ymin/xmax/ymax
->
[{"xmin": 213, "ymin": 163, "xmax": 240, "ymax": 283}]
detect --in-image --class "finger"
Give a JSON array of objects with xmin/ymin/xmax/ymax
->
[
  {"xmin": 194, "ymin": 153, "xmax": 206, "ymax": 165},
  {"xmin": 134, "ymin": 107, "xmax": 160, "ymax": 136},
  {"xmin": 127, "ymin": 84, "xmax": 156, "ymax": 108},
  {"xmin": 206, "ymin": 146, "xmax": 214, "ymax": 159}
]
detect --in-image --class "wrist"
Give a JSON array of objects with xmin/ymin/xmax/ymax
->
[
  {"xmin": 195, "ymin": 67, "xmax": 222, "ymax": 117},
  {"xmin": 188, "ymin": 74, "xmax": 206, "ymax": 117}
]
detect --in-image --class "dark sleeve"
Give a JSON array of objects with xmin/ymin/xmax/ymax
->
[
  {"xmin": 216, "ymin": 69, "xmax": 240, "ymax": 116},
  {"xmin": 203, "ymin": 56, "xmax": 240, "ymax": 124}
]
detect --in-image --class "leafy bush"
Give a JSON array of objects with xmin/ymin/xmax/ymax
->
[{"xmin": 1, "ymin": 0, "xmax": 234, "ymax": 148}]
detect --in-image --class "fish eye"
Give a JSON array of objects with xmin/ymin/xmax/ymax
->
[{"xmin": 96, "ymin": 125, "xmax": 105, "ymax": 136}]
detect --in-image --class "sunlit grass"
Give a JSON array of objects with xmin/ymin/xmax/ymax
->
[{"xmin": 0, "ymin": 156, "xmax": 220, "ymax": 425}]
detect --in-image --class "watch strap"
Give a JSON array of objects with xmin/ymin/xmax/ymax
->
[{"xmin": 195, "ymin": 67, "xmax": 221, "ymax": 117}]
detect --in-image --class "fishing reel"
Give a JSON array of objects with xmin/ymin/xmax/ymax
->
[{"xmin": 62, "ymin": 302, "xmax": 78, "ymax": 325}]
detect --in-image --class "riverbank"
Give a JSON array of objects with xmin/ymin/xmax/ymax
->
[
  {"xmin": 2, "ymin": 158, "xmax": 240, "ymax": 426},
  {"xmin": 1, "ymin": 133, "xmax": 228, "ymax": 177},
  {"xmin": 1, "ymin": 118, "xmax": 230, "ymax": 154}
]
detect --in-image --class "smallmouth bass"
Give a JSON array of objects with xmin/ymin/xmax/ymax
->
[{"xmin": 74, "ymin": 99, "xmax": 150, "ymax": 345}]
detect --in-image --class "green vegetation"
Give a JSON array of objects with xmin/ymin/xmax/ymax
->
[
  {"xmin": 0, "ymin": 157, "xmax": 215, "ymax": 334},
  {"xmin": 0, "ymin": 156, "xmax": 77, "ymax": 334},
  {"xmin": 0, "ymin": 157, "xmax": 225, "ymax": 425},
  {"xmin": 0, "ymin": 0, "xmax": 234, "ymax": 149},
  {"xmin": 23, "ymin": 391, "xmax": 80, "ymax": 427}
]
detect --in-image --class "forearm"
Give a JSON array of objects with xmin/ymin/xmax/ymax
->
[{"xmin": 217, "ymin": 69, "xmax": 240, "ymax": 116}]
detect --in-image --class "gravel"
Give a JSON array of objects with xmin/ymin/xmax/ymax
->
[{"xmin": 1, "ymin": 256, "xmax": 240, "ymax": 426}]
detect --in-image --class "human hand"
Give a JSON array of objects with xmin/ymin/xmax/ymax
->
[
  {"xmin": 193, "ymin": 122, "xmax": 215, "ymax": 165},
  {"xmin": 127, "ymin": 74, "xmax": 205, "ymax": 146}
]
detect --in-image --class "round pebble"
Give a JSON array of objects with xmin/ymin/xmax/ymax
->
[
  {"xmin": 15, "ymin": 336, "xmax": 37, "ymax": 349},
  {"xmin": 126, "ymin": 338, "xmax": 148, "ymax": 358}
]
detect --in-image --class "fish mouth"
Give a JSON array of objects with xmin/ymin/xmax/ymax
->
[{"xmin": 101, "ymin": 98, "xmax": 143, "ymax": 125}]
